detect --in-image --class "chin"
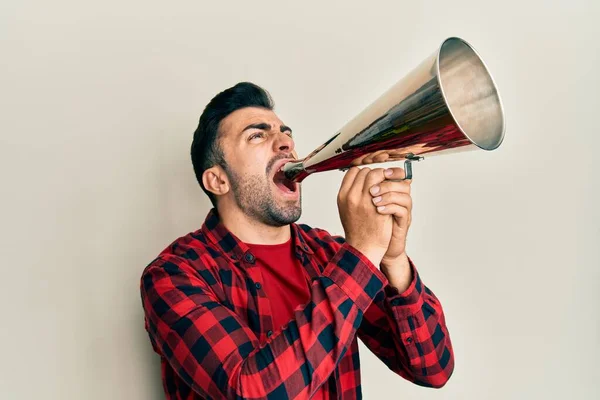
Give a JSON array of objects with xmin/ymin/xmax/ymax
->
[{"xmin": 269, "ymin": 201, "xmax": 302, "ymax": 226}]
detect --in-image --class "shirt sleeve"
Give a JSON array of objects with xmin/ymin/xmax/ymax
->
[
  {"xmin": 357, "ymin": 255, "xmax": 455, "ymax": 388},
  {"xmin": 140, "ymin": 244, "xmax": 389, "ymax": 399}
]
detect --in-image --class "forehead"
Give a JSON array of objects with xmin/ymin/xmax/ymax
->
[{"xmin": 219, "ymin": 107, "xmax": 283, "ymax": 139}]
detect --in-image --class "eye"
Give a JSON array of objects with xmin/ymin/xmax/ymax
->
[{"xmin": 249, "ymin": 131, "xmax": 266, "ymax": 141}]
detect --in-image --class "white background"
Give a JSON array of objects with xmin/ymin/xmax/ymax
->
[{"xmin": 1, "ymin": 1, "xmax": 599, "ymax": 399}]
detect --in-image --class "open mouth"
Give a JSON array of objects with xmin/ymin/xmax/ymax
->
[{"xmin": 273, "ymin": 169, "xmax": 297, "ymax": 194}]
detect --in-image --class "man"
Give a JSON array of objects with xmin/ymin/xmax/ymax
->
[{"xmin": 140, "ymin": 82, "xmax": 454, "ymax": 399}]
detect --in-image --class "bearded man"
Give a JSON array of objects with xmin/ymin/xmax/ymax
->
[{"xmin": 140, "ymin": 82, "xmax": 454, "ymax": 399}]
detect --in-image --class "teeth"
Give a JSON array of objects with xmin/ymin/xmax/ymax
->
[{"xmin": 278, "ymin": 160, "xmax": 292, "ymax": 173}]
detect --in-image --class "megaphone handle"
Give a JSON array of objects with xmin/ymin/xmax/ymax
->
[
  {"xmin": 402, "ymin": 154, "xmax": 424, "ymax": 180},
  {"xmin": 339, "ymin": 154, "xmax": 423, "ymax": 180},
  {"xmin": 404, "ymin": 159, "xmax": 413, "ymax": 180}
]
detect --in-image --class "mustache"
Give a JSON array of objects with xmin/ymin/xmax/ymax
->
[{"xmin": 266, "ymin": 154, "xmax": 293, "ymax": 175}]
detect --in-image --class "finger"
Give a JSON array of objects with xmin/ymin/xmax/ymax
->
[
  {"xmin": 372, "ymin": 192, "xmax": 412, "ymax": 211},
  {"xmin": 339, "ymin": 166, "xmax": 361, "ymax": 198},
  {"xmin": 376, "ymin": 203, "xmax": 411, "ymax": 229},
  {"xmin": 362, "ymin": 168, "xmax": 386, "ymax": 195},
  {"xmin": 373, "ymin": 180, "xmax": 411, "ymax": 196},
  {"xmin": 384, "ymin": 167, "xmax": 412, "ymax": 183},
  {"xmin": 375, "ymin": 203, "xmax": 410, "ymax": 221},
  {"xmin": 350, "ymin": 167, "xmax": 372, "ymax": 197}
]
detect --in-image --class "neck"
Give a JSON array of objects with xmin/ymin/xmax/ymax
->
[{"xmin": 216, "ymin": 204, "xmax": 291, "ymax": 245}]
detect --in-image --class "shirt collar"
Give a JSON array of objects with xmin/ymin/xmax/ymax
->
[{"xmin": 201, "ymin": 208, "xmax": 314, "ymax": 263}]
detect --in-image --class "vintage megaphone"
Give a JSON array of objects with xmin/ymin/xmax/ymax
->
[{"xmin": 283, "ymin": 37, "xmax": 505, "ymax": 182}]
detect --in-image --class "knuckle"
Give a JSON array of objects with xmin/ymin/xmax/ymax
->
[
  {"xmin": 347, "ymin": 196, "xmax": 360, "ymax": 207},
  {"xmin": 397, "ymin": 182, "xmax": 409, "ymax": 193},
  {"xmin": 381, "ymin": 192, "xmax": 394, "ymax": 202},
  {"xmin": 366, "ymin": 168, "xmax": 383, "ymax": 182},
  {"xmin": 379, "ymin": 181, "xmax": 391, "ymax": 192}
]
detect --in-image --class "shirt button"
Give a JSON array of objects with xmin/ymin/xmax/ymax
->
[
  {"xmin": 244, "ymin": 253, "xmax": 255, "ymax": 263},
  {"xmin": 267, "ymin": 330, "xmax": 273, "ymax": 337},
  {"xmin": 391, "ymin": 299, "xmax": 401, "ymax": 306},
  {"xmin": 406, "ymin": 337, "xmax": 413, "ymax": 344},
  {"xmin": 255, "ymin": 282, "xmax": 262, "ymax": 290}
]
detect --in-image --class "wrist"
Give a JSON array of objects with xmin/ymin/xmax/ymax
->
[
  {"xmin": 380, "ymin": 253, "xmax": 412, "ymax": 293},
  {"xmin": 345, "ymin": 240, "xmax": 386, "ymax": 266},
  {"xmin": 381, "ymin": 252, "xmax": 408, "ymax": 269}
]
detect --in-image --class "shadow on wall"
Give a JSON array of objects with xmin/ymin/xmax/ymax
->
[
  {"xmin": 135, "ymin": 136, "xmax": 213, "ymax": 398},
  {"xmin": 136, "ymin": 327, "xmax": 167, "ymax": 399}
]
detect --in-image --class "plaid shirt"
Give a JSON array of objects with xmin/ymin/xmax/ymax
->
[{"xmin": 140, "ymin": 209, "xmax": 454, "ymax": 399}]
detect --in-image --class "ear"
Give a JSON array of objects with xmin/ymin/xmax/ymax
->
[{"xmin": 202, "ymin": 166, "xmax": 230, "ymax": 197}]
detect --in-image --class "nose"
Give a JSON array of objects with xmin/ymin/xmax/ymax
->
[{"xmin": 272, "ymin": 131, "xmax": 295, "ymax": 154}]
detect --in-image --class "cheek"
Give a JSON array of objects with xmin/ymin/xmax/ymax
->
[
  {"xmin": 231, "ymin": 145, "xmax": 274, "ymax": 176},
  {"xmin": 240, "ymin": 158, "xmax": 269, "ymax": 179},
  {"xmin": 233, "ymin": 147, "xmax": 266, "ymax": 168}
]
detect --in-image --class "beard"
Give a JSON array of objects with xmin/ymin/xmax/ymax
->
[{"xmin": 224, "ymin": 161, "xmax": 302, "ymax": 227}]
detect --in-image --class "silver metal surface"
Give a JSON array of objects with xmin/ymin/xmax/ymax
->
[{"xmin": 283, "ymin": 37, "xmax": 505, "ymax": 182}]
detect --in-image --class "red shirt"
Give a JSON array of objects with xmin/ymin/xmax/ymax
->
[
  {"xmin": 140, "ymin": 209, "xmax": 454, "ymax": 399},
  {"xmin": 246, "ymin": 237, "xmax": 328, "ymax": 399}
]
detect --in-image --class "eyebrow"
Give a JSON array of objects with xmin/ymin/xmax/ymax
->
[{"xmin": 241, "ymin": 123, "xmax": 292, "ymax": 135}]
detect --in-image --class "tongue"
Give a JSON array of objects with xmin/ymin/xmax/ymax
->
[{"xmin": 276, "ymin": 181, "xmax": 292, "ymax": 193}]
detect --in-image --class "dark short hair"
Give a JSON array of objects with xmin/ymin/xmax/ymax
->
[{"xmin": 191, "ymin": 82, "xmax": 274, "ymax": 207}]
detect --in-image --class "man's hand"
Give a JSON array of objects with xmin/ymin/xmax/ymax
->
[
  {"xmin": 337, "ymin": 167, "xmax": 393, "ymax": 266},
  {"xmin": 368, "ymin": 167, "xmax": 413, "ymax": 265}
]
